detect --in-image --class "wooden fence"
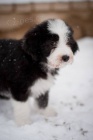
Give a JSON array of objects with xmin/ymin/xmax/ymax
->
[{"xmin": 0, "ymin": 1, "xmax": 93, "ymax": 39}]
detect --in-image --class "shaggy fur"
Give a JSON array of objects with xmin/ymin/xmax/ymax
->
[{"xmin": 0, "ymin": 19, "xmax": 78, "ymax": 125}]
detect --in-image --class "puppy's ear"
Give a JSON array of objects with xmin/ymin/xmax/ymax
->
[
  {"xmin": 22, "ymin": 21, "xmax": 48, "ymax": 60},
  {"xmin": 22, "ymin": 29, "xmax": 39, "ymax": 61}
]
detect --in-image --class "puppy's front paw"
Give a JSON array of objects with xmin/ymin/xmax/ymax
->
[
  {"xmin": 12, "ymin": 98, "xmax": 31, "ymax": 126},
  {"xmin": 15, "ymin": 117, "xmax": 31, "ymax": 126},
  {"xmin": 40, "ymin": 106, "xmax": 57, "ymax": 117}
]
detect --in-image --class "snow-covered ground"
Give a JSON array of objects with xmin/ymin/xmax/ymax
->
[{"xmin": 0, "ymin": 37, "xmax": 93, "ymax": 140}]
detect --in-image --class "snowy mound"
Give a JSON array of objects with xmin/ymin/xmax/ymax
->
[{"xmin": 0, "ymin": 37, "xmax": 93, "ymax": 140}]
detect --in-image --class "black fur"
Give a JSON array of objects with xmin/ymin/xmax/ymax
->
[
  {"xmin": 36, "ymin": 91, "xmax": 49, "ymax": 108},
  {"xmin": 0, "ymin": 19, "xmax": 78, "ymax": 104},
  {"xmin": 66, "ymin": 25, "xmax": 79, "ymax": 54}
]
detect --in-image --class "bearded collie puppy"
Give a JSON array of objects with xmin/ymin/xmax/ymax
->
[{"xmin": 0, "ymin": 19, "xmax": 78, "ymax": 125}]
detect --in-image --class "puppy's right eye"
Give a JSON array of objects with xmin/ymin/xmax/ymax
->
[
  {"xmin": 51, "ymin": 47, "xmax": 56, "ymax": 54},
  {"xmin": 51, "ymin": 34, "xmax": 59, "ymax": 42}
]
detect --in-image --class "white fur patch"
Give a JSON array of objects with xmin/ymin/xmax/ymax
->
[
  {"xmin": 30, "ymin": 73, "xmax": 54, "ymax": 98},
  {"xmin": 47, "ymin": 19, "xmax": 73, "ymax": 68},
  {"xmin": 11, "ymin": 99, "xmax": 31, "ymax": 126},
  {"xmin": 48, "ymin": 19, "xmax": 69, "ymax": 40}
]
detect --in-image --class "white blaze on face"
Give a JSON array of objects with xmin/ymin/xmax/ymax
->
[{"xmin": 47, "ymin": 19, "xmax": 73, "ymax": 68}]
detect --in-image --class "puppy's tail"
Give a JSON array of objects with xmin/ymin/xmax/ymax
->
[
  {"xmin": 0, "ymin": 93, "xmax": 10, "ymax": 100},
  {"xmin": 0, "ymin": 95, "xmax": 10, "ymax": 100}
]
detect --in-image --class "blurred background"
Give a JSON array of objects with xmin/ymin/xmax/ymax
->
[
  {"xmin": 0, "ymin": 0, "xmax": 93, "ymax": 40},
  {"xmin": 0, "ymin": 1, "xmax": 93, "ymax": 139}
]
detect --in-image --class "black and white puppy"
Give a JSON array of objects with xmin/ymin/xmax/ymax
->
[{"xmin": 0, "ymin": 19, "xmax": 78, "ymax": 125}]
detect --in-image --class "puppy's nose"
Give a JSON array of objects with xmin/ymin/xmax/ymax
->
[{"xmin": 62, "ymin": 55, "xmax": 69, "ymax": 62}]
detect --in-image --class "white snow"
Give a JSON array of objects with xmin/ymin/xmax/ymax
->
[
  {"xmin": 0, "ymin": 37, "xmax": 93, "ymax": 140},
  {"xmin": 0, "ymin": 0, "xmax": 92, "ymax": 4}
]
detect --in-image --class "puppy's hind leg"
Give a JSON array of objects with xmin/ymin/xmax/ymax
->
[{"xmin": 33, "ymin": 91, "xmax": 57, "ymax": 117}]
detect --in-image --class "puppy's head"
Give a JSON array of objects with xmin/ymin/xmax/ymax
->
[{"xmin": 22, "ymin": 19, "xmax": 78, "ymax": 69}]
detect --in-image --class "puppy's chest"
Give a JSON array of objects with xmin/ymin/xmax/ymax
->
[{"xmin": 30, "ymin": 73, "xmax": 55, "ymax": 97}]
